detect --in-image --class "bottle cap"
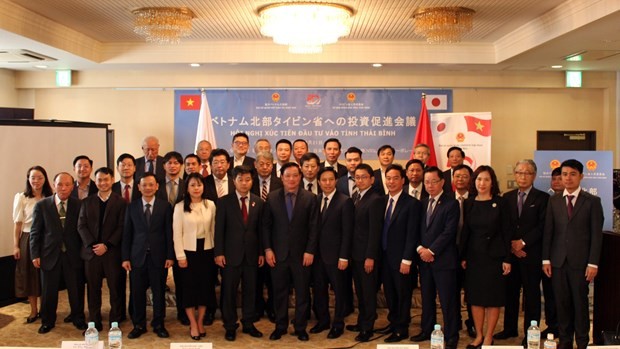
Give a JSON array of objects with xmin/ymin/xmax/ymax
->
[
  {"xmin": 111, "ymin": 322, "xmax": 118, "ymax": 328},
  {"xmin": 530, "ymin": 320, "xmax": 537, "ymax": 326},
  {"xmin": 547, "ymin": 333, "xmax": 554, "ymax": 340},
  {"xmin": 88, "ymin": 322, "xmax": 95, "ymax": 328},
  {"xmin": 434, "ymin": 324, "xmax": 441, "ymax": 330}
]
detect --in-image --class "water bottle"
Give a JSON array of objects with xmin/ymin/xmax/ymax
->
[
  {"xmin": 430, "ymin": 324, "xmax": 445, "ymax": 349},
  {"xmin": 527, "ymin": 320, "xmax": 541, "ymax": 349},
  {"xmin": 108, "ymin": 322, "xmax": 122, "ymax": 349},
  {"xmin": 544, "ymin": 333, "xmax": 557, "ymax": 349},
  {"xmin": 84, "ymin": 321, "xmax": 99, "ymax": 349}
]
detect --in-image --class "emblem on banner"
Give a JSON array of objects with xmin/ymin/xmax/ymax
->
[
  {"xmin": 456, "ymin": 132, "xmax": 465, "ymax": 142},
  {"xmin": 271, "ymin": 92, "xmax": 280, "ymax": 102},
  {"xmin": 347, "ymin": 92, "xmax": 356, "ymax": 102},
  {"xmin": 306, "ymin": 94, "xmax": 321, "ymax": 105},
  {"xmin": 549, "ymin": 159, "xmax": 561, "ymax": 169},
  {"xmin": 586, "ymin": 160, "xmax": 597, "ymax": 171}
]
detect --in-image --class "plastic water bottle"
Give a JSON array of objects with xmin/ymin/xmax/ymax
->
[
  {"xmin": 84, "ymin": 321, "xmax": 99, "ymax": 349},
  {"xmin": 544, "ymin": 333, "xmax": 557, "ymax": 349},
  {"xmin": 108, "ymin": 322, "xmax": 122, "ymax": 349},
  {"xmin": 430, "ymin": 324, "xmax": 445, "ymax": 349},
  {"xmin": 527, "ymin": 320, "xmax": 541, "ymax": 349}
]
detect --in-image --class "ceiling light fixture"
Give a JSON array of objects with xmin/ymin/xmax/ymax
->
[
  {"xmin": 258, "ymin": 2, "xmax": 354, "ymax": 54},
  {"xmin": 190, "ymin": 63, "xmax": 200, "ymax": 67},
  {"xmin": 551, "ymin": 65, "xmax": 563, "ymax": 69},
  {"xmin": 412, "ymin": 7, "xmax": 475, "ymax": 44},
  {"xmin": 132, "ymin": 7, "xmax": 195, "ymax": 44},
  {"xmin": 372, "ymin": 63, "xmax": 383, "ymax": 68}
]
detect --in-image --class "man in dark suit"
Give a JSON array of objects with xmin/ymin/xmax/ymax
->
[
  {"xmin": 411, "ymin": 167, "xmax": 460, "ymax": 349},
  {"xmin": 495, "ymin": 160, "xmax": 549, "ymax": 345},
  {"xmin": 251, "ymin": 151, "xmax": 282, "ymax": 322},
  {"xmin": 77, "ymin": 167, "xmax": 126, "ymax": 330},
  {"xmin": 263, "ymin": 162, "xmax": 319, "ymax": 342},
  {"xmin": 30, "ymin": 172, "xmax": 87, "ymax": 334},
  {"xmin": 204, "ymin": 148, "xmax": 236, "ymax": 204},
  {"xmin": 372, "ymin": 144, "xmax": 395, "ymax": 195},
  {"xmin": 272, "ymin": 139, "xmax": 292, "ymax": 178},
  {"xmin": 135, "ymin": 136, "xmax": 165, "ymax": 182},
  {"xmin": 379, "ymin": 164, "xmax": 421, "ymax": 343},
  {"xmin": 71, "ymin": 155, "xmax": 98, "ymax": 200},
  {"xmin": 441, "ymin": 146, "xmax": 465, "ymax": 193},
  {"xmin": 214, "ymin": 165, "xmax": 264, "ymax": 341},
  {"xmin": 301, "ymin": 152, "xmax": 321, "ymax": 196},
  {"xmin": 405, "ymin": 159, "xmax": 429, "ymax": 201},
  {"xmin": 542, "ymin": 159, "xmax": 603, "ymax": 349},
  {"xmin": 292, "ymin": 139, "xmax": 309, "ymax": 165},
  {"xmin": 122, "ymin": 173, "xmax": 175, "ymax": 339},
  {"xmin": 319, "ymin": 138, "xmax": 347, "ymax": 178},
  {"xmin": 346, "ymin": 164, "xmax": 383, "ymax": 342},
  {"xmin": 336, "ymin": 146, "xmax": 363, "ymax": 197},
  {"xmin": 195, "ymin": 140, "xmax": 212, "ymax": 177},
  {"xmin": 228, "ymin": 132, "xmax": 255, "ymax": 174},
  {"xmin": 311, "ymin": 167, "xmax": 354, "ymax": 339}
]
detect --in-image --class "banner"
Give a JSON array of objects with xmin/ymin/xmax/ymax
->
[
  {"xmin": 174, "ymin": 89, "xmax": 452, "ymax": 159},
  {"xmin": 431, "ymin": 112, "xmax": 492, "ymax": 171},
  {"xmin": 534, "ymin": 150, "xmax": 613, "ymax": 231}
]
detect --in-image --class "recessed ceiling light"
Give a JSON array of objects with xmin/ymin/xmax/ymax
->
[
  {"xmin": 372, "ymin": 63, "xmax": 382, "ymax": 68},
  {"xmin": 34, "ymin": 65, "xmax": 48, "ymax": 69},
  {"xmin": 190, "ymin": 63, "xmax": 200, "ymax": 67},
  {"xmin": 551, "ymin": 65, "xmax": 563, "ymax": 69}
]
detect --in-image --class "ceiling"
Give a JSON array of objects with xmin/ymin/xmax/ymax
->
[{"xmin": 0, "ymin": 0, "xmax": 619, "ymax": 72}]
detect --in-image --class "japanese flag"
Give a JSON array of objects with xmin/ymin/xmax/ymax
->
[{"xmin": 425, "ymin": 94, "xmax": 448, "ymax": 110}]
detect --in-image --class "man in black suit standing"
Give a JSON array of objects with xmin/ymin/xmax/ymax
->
[
  {"xmin": 319, "ymin": 138, "xmax": 347, "ymax": 178},
  {"xmin": 195, "ymin": 140, "xmax": 212, "ymax": 177},
  {"xmin": 122, "ymin": 173, "xmax": 175, "ymax": 339},
  {"xmin": 30, "ymin": 172, "xmax": 87, "ymax": 334},
  {"xmin": 372, "ymin": 144, "xmax": 395, "ymax": 195},
  {"xmin": 405, "ymin": 159, "xmax": 428, "ymax": 201},
  {"xmin": 78, "ymin": 167, "xmax": 126, "ymax": 330},
  {"xmin": 379, "ymin": 164, "xmax": 421, "ymax": 343},
  {"xmin": 301, "ymin": 152, "xmax": 321, "ymax": 196},
  {"xmin": 229, "ymin": 132, "xmax": 255, "ymax": 173},
  {"xmin": 495, "ymin": 160, "xmax": 549, "ymax": 344},
  {"xmin": 215, "ymin": 165, "xmax": 264, "ymax": 341},
  {"xmin": 112, "ymin": 153, "xmax": 141, "ymax": 203},
  {"xmin": 311, "ymin": 167, "xmax": 354, "ymax": 339},
  {"xmin": 204, "ymin": 148, "xmax": 236, "ymax": 204},
  {"xmin": 346, "ymin": 164, "xmax": 383, "ymax": 342},
  {"xmin": 542, "ymin": 159, "xmax": 603, "ymax": 349},
  {"xmin": 71, "ymin": 155, "xmax": 98, "ymax": 200},
  {"xmin": 135, "ymin": 136, "xmax": 165, "ymax": 182},
  {"xmin": 441, "ymin": 147, "xmax": 465, "ymax": 193},
  {"xmin": 336, "ymin": 146, "xmax": 363, "ymax": 197},
  {"xmin": 292, "ymin": 139, "xmax": 309, "ymax": 165},
  {"xmin": 273, "ymin": 139, "xmax": 292, "ymax": 178},
  {"xmin": 411, "ymin": 166, "xmax": 460, "ymax": 349},
  {"xmin": 263, "ymin": 162, "xmax": 319, "ymax": 341}
]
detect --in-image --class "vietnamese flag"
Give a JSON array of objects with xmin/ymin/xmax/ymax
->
[
  {"xmin": 410, "ymin": 94, "xmax": 438, "ymax": 166},
  {"xmin": 464, "ymin": 115, "xmax": 492, "ymax": 136},
  {"xmin": 180, "ymin": 95, "xmax": 201, "ymax": 110}
]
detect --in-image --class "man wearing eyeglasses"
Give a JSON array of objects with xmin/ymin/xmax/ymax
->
[
  {"xmin": 228, "ymin": 132, "xmax": 255, "ymax": 174},
  {"xmin": 494, "ymin": 159, "xmax": 549, "ymax": 346}
]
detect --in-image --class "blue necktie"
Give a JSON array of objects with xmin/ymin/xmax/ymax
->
[
  {"xmin": 382, "ymin": 198, "xmax": 394, "ymax": 251},
  {"xmin": 286, "ymin": 192, "xmax": 295, "ymax": 221}
]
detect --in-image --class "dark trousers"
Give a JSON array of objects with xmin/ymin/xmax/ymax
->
[
  {"xmin": 381, "ymin": 253, "xmax": 414, "ymax": 335},
  {"xmin": 221, "ymin": 257, "xmax": 258, "ymax": 330},
  {"xmin": 351, "ymin": 260, "xmax": 378, "ymax": 331},
  {"xmin": 312, "ymin": 260, "xmax": 347, "ymax": 329},
  {"xmin": 271, "ymin": 258, "xmax": 311, "ymax": 332},
  {"xmin": 172, "ymin": 263, "xmax": 184, "ymax": 319},
  {"xmin": 552, "ymin": 264, "xmax": 590, "ymax": 349},
  {"xmin": 419, "ymin": 263, "xmax": 459, "ymax": 343},
  {"xmin": 40, "ymin": 252, "xmax": 85, "ymax": 327},
  {"xmin": 504, "ymin": 260, "xmax": 542, "ymax": 334},
  {"xmin": 130, "ymin": 254, "xmax": 167, "ymax": 329},
  {"xmin": 255, "ymin": 264, "xmax": 274, "ymax": 316},
  {"xmin": 456, "ymin": 265, "xmax": 473, "ymax": 326},
  {"xmin": 542, "ymin": 273, "xmax": 558, "ymax": 331},
  {"xmin": 84, "ymin": 251, "xmax": 123, "ymax": 325}
]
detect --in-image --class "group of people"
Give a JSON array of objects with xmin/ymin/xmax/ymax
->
[{"xmin": 12, "ymin": 133, "xmax": 602, "ymax": 349}]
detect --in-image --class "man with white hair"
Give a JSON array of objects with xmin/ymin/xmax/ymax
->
[{"xmin": 135, "ymin": 136, "xmax": 165, "ymax": 182}]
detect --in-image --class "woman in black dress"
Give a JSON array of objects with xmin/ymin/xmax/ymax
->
[{"xmin": 460, "ymin": 165, "xmax": 511, "ymax": 348}]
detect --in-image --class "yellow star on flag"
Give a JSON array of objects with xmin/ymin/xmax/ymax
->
[
  {"xmin": 475, "ymin": 121, "xmax": 484, "ymax": 131},
  {"xmin": 186, "ymin": 98, "xmax": 195, "ymax": 107}
]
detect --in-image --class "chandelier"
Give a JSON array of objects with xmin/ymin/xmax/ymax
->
[
  {"xmin": 258, "ymin": 2, "xmax": 354, "ymax": 54},
  {"xmin": 412, "ymin": 7, "xmax": 475, "ymax": 44},
  {"xmin": 132, "ymin": 7, "xmax": 195, "ymax": 44}
]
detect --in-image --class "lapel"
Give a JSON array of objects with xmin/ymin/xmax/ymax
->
[
  {"xmin": 385, "ymin": 193, "xmax": 402, "ymax": 229},
  {"xmin": 319, "ymin": 193, "xmax": 331, "ymax": 225},
  {"xmin": 426, "ymin": 194, "xmax": 442, "ymax": 228},
  {"xmin": 47, "ymin": 197, "xmax": 64, "ymax": 232},
  {"xmin": 138, "ymin": 200, "xmax": 149, "ymax": 229},
  {"xmin": 569, "ymin": 190, "xmax": 586, "ymax": 220},
  {"xmin": 234, "ymin": 195, "xmax": 248, "ymax": 228}
]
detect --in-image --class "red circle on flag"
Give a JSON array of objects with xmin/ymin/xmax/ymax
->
[
  {"xmin": 432, "ymin": 98, "xmax": 441, "ymax": 107},
  {"xmin": 437, "ymin": 123, "xmax": 446, "ymax": 132}
]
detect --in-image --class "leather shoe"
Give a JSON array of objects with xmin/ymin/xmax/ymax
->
[
  {"xmin": 266, "ymin": 311, "xmax": 276, "ymax": 323},
  {"xmin": 242, "ymin": 326, "xmax": 263, "ymax": 338},
  {"xmin": 309, "ymin": 323, "xmax": 330, "ymax": 334},
  {"xmin": 295, "ymin": 330, "xmax": 309, "ymax": 341},
  {"xmin": 327, "ymin": 327, "xmax": 343, "ymax": 339},
  {"xmin": 154, "ymin": 326, "xmax": 169, "ymax": 338},
  {"xmin": 385, "ymin": 332, "xmax": 408, "ymax": 343},
  {"xmin": 26, "ymin": 313, "xmax": 40, "ymax": 324},
  {"xmin": 269, "ymin": 328, "xmax": 287, "ymax": 340},
  {"xmin": 493, "ymin": 330, "xmax": 518, "ymax": 340},
  {"xmin": 38, "ymin": 325, "xmax": 54, "ymax": 334},
  {"xmin": 356, "ymin": 330, "xmax": 373, "ymax": 342},
  {"xmin": 63, "ymin": 315, "xmax": 72, "ymax": 323},
  {"xmin": 410, "ymin": 332, "xmax": 431, "ymax": 341},
  {"xmin": 375, "ymin": 324, "xmax": 393, "ymax": 334},
  {"xmin": 73, "ymin": 321, "xmax": 88, "ymax": 331},
  {"xmin": 203, "ymin": 312, "xmax": 215, "ymax": 326},
  {"xmin": 127, "ymin": 327, "xmax": 146, "ymax": 339},
  {"xmin": 225, "ymin": 329, "xmax": 236, "ymax": 341},
  {"xmin": 346, "ymin": 324, "xmax": 361, "ymax": 332}
]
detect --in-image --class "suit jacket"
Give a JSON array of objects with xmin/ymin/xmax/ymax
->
[
  {"xmin": 382, "ymin": 192, "xmax": 422, "ymax": 269},
  {"xmin": 135, "ymin": 155, "xmax": 166, "ymax": 182},
  {"xmin": 351, "ymin": 189, "xmax": 383, "ymax": 262},
  {"xmin": 30, "ymin": 195, "xmax": 83, "ymax": 271},
  {"xmin": 336, "ymin": 174, "xmax": 354, "ymax": 197},
  {"xmin": 319, "ymin": 161, "xmax": 347, "ymax": 178},
  {"xmin": 262, "ymin": 187, "xmax": 319, "ymax": 262},
  {"xmin": 214, "ymin": 192, "xmax": 264, "ymax": 266},
  {"xmin": 122, "ymin": 197, "xmax": 174, "ymax": 268},
  {"xmin": 504, "ymin": 187, "xmax": 549, "ymax": 265},
  {"xmin": 542, "ymin": 190, "xmax": 603, "ymax": 270},
  {"xmin": 112, "ymin": 180, "xmax": 142, "ymax": 202},
  {"xmin": 317, "ymin": 191, "xmax": 354, "ymax": 264},
  {"xmin": 372, "ymin": 169, "xmax": 386, "ymax": 195},
  {"xmin": 156, "ymin": 177, "xmax": 185, "ymax": 206},
  {"xmin": 406, "ymin": 183, "xmax": 429, "ymax": 201},
  {"xmin": 77, "ymin": 192, "xmax": 126, "ymax": 261},
  {"xmin": 442, "ymin": 169, "xmax": 454, "ymax": 193},
  {"xmin": 203, "ymin": 174, "xmax": 235, "ymax": 204},
  {"xmin": 460, "ymin": 195, "xmax": 511, "ymax": 262},
  {"xmin": 419, "ymin": 192, "xmax": 459, "ymax": 270},
  {"xmin": 228, "ymin": 156, "xmax": 256, "ymax": 175},
  {"xmin": 250, "ymin": 175, "xmax": 283, "ymax": 198},
  {"xmin": 172, "ymin": 199, "xmax": 216, "ymax": 258},
  {"xmin": 70, "ymin": 179, "xmax": 98, "ymax": 200}
]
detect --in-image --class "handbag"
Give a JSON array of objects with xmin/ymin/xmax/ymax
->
[{"xmin": 602, "ymin": 321, "xmax": 620, "ymax": 345}]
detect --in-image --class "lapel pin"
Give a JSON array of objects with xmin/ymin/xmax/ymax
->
[{"xmin": 492, "ymin": 203, "xmax": 497, "ymax": 208}]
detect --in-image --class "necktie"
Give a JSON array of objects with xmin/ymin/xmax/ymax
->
[
  {"xmin": 382, "ymin": 198, "xmax": 394, "ymax": 250},
  {"xmin": 59, "ymin": 201, "xmax": 67, "ymax": 252},
  {"xmin": 426, "ymin": 198, "xmax": 435, "ymax": 226},
  {"xmin": 321, "ymin": 196, "xmax": 329, "ymax": 212},
  {"xmin": 350, "ymin": 176, "xmax": 359, "ymax": 197},
  {"xmin": 123, "ymin": 184, "xmax": 131, "ymax": 203},
  {"xmin": 352, "ymin": 190, "xmax": 360, "ymax": 206},
  {"xmin": 518, "ymin": 191, "xmax": 526, "ymax": 217},
  {"xmin": 216, "ymin": 179, "xmax": 225, "ymax": 198},
  {"xmin": 412, "ymin": 189, "xmax": 418, "ymax": 199},
  {"xmin": 241, "ymin": 196, "xmax": 248, "ymax": 224},
  {"xmin": 307, "ymin": 182, "xmax": 313, "ymax": 193},
  {"xmin": 168, "ymin": 181, "xmax": 177, "ymax": 206},
  {"xmin": 145, "ymin": 203, "xmax": 152, "ymax": 227},
  {"xmin": 261, "ymin": 180, "xmax": 268, "ymax": 201},
  {"xmin": 286, "ymin": 192, "xmax": 295, "ymax": 221},
  {"xmin": 457, "ymin": 196, "xmax": 465, "ymax": 235},
  {"xmin": 201, "ymin": 164, "xmax": 209, "ymax": 177},
  {"xmin": 567, "ymin": 195, "xmax": 574, "ymax": 219},
  {"xmin": 147, "ymin": 160, "xmax": 154, "ymax": 173}
]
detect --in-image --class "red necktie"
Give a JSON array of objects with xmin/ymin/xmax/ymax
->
[
  {"xmin": 201, "ymin": 164, "xmax": 209, "ymax": 177},
  {"xmin": 567, "ymin": 195, "xmax": 574, "ymax": 218},
  {"xmin": 241, "ymin": 196, "xmax": 248, "ymax": 224},
  {"xmin": 123, "ymin": 185, "xmax": 130, "ymax": 203}
]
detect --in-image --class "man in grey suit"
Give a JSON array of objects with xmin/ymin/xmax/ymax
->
[
  {"xmin": 542, "ymin": 159, "xmax": 603, "ymax": 349},
  {"xmin": 135, "ymin": 136, "xmax": 165, "ymax": 182}
]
